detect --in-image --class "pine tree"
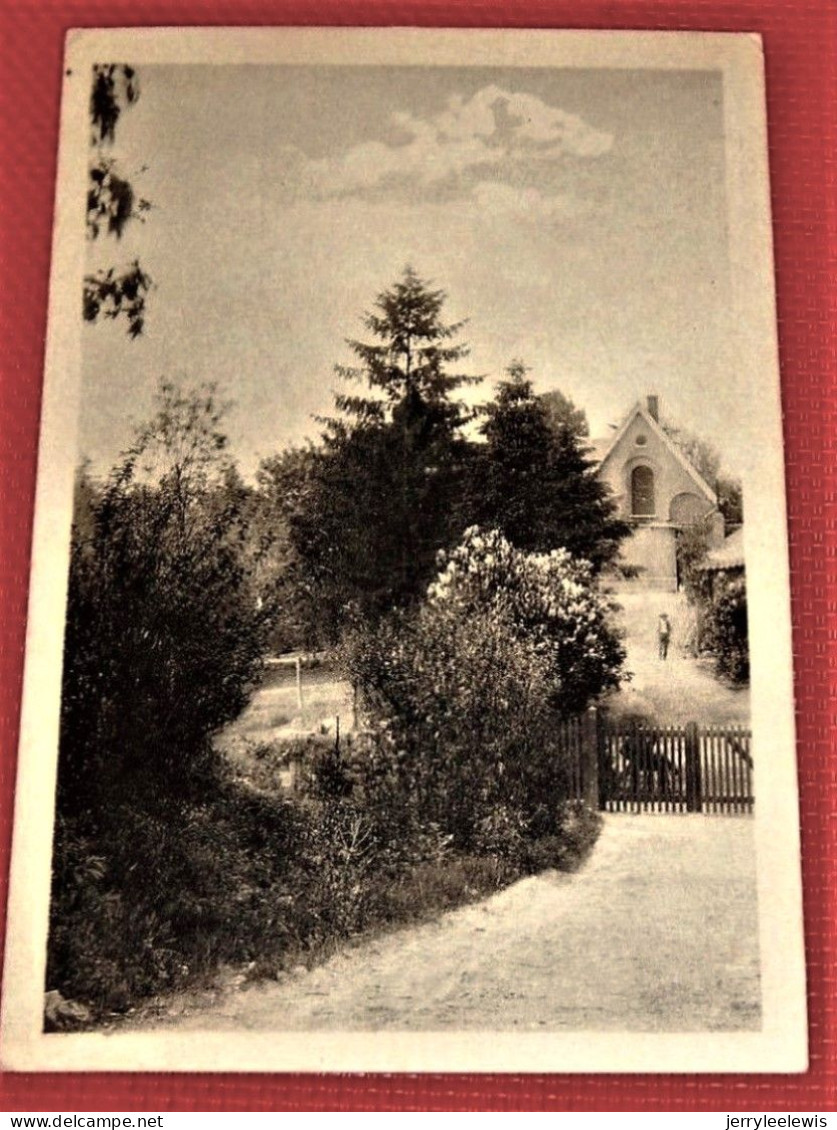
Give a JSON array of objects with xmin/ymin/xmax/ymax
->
[
  {"xmin": 285, "ymin": 268, "xmax": 481, "ymax": 639},
  {"xmin": 330, "ymin": 264, "xmax": 479, "ymax": 434}
]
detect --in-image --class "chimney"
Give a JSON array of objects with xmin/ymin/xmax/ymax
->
[{"xmin": 646, "ymin": 394, "xmax": 659, "ymax": 422}]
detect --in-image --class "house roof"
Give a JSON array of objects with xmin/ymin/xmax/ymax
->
[
  {"xmin": 698, "ymin": 528, "xmax": 745, "ymax": 571},
  {"xmin": 595, "ymin": 401, "xmax": 718, "ymax": 505}
]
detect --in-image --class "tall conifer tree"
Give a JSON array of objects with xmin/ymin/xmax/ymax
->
[
  {"xmin": 477, "ymin": 362, "xmax": 629, "ymax": 571},
  {"xmin": 285, "ymin": 268, "xmax": 481, "ymax": 638}
]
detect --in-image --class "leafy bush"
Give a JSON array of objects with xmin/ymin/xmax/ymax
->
[
  {"xmin": 472, "ymin": 805, "xmax": 530, "ymax": 868},
  {"xmin": 346, "ymin": 527, "xmax": 624, "ymax": 848},
  {"xmin": 290, "ymin": 801, "xmax": 379, "ymax": 941},
  {"xmin": 428, "ymin": 528, "xmax": 625, "ymax": 716},
  {"xmin": 58, "ymin": 383, "xmax": 271, "ymax": 818},
  {"xmin": 367, "ymin": 854, "xmax": 518, "ymax": 924},
  {"xmin": 48, "ymin": 383, "xmax": 287, "ymax": 1014},
  {"xmin": 48, "ymin": 397, "xmax": 613, "ymax": 1021},
  {"xmin": 524, "ymin": 802, "xmax": 603, "ymax": 873},
  {"xmin": 48, "ymin": 777, "xmax": 315, "ymax": 1013},
  {"xmin": 704, "ymin": 575, "xmax": 749, "ymax": 683},
  {"xmin": 48, "ymin": 756, "xmax": 604, "ymax": 1017},
  {"xmin": 307, "ymin": 738, "xmax": 355, "ymax": 800},
  {"xmin": 675, "ymin": 517, "xmax": 714, "ymax": 606}
]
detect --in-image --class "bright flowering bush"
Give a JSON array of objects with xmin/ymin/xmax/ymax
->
[
  {"xmin": 346, "ymin": 528, "xmax": 625, "ymax": 848},
  {"xmin": 428, "ymin": 527, "xmax": 625, "ymax": 716}
]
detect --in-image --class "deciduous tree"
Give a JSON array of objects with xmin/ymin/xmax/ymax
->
[
  {"xmin": 58, "ymin": 379, "xmax": 269, "ymax": 818},
  {"xmin": 84, "ymin": 64, "xmax": 153, "ymax": 338}
]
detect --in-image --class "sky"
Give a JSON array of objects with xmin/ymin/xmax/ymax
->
[{"xmin": 80, "ymin": 63, "xmax": 739, "ymax": 478}]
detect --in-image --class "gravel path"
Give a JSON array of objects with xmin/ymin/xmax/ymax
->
[
  {"xmin": 608, "ymin": 589, "xmax": 751, "ymax": 725},
  {"xmin": 135, "ymin": 814, "xmax": 760, "ymax": 1032}
]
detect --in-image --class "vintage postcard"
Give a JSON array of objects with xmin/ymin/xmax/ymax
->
[{"xmin": 1, "ymin": 27, "xmax": 806, "ymax": 1073}]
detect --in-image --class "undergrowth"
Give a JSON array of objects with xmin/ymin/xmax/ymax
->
[{"xmin": 47, "ymin": 746, "xmax": 601, "ymax": 1022}]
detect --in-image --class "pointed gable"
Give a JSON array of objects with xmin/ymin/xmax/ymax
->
[
  {"xmin": 597, "ymin": 400, "xmax": 717, "ymax": 506},
  {"xmin": 591, "ymin": 396, "xmax": 722, "ymax": 590}
]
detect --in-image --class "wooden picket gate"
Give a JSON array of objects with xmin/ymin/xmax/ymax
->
[{"xmin": 563, "ymin": 709, "xmax": 754, "ymax": 815}]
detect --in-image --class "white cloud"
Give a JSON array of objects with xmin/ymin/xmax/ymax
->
[
  {"xmin": 469, "ymin": 181, "xmax": 577, "ymax": 219},
  {"xmin": 298, "ymin": 85, "xmax": 613, "ymax": 199}
]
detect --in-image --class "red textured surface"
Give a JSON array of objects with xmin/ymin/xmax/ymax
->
[{"xmin": 0, "ymin": 0, "xmax": 834, "ymax": 1113}]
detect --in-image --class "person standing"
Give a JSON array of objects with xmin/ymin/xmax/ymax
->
[{"xmin": 658, "ymin": 612, "xmax": 672, "ymax": 660}]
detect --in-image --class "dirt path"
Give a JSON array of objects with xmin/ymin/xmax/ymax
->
[
  {"xmin": 607, "ymin": 588, "xmax": 750, "ymax": 725},
  {"xmin": 133, "ymin": 814, "xmax": 759, "ymax": 1032}
]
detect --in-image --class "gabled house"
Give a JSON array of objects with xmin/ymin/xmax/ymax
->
[{"xmin": 594, "ymin": 396, "xmax": 725, "ymax": 590}]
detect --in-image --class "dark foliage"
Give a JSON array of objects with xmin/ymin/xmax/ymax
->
[
  {"xmin": 717, "ymin": 474, "xmax": 744, "ymax": 531},
  {"xmin": 49, "ymin": 753, "xmax": 602, "ymax": 1015},
  {"xmin": 90, "ymin": 64, "xmax": 139, "ymax": 145},
  {"xmin": 675, "ymin": 516, "xmax": 714, "ymax": 605},
  {"xmin": 540, "ymin": 387, "xmax": 590, "ymax": 440},
  {"xmin": 263, "ymin": 268, "xmax": 482, "ymax": 645},
  {"xmin": 675, "ymin": 519, "xmax": 749, "ymax": 684},
  {"xmin": 48, "ymin": 384, "xmax": 290, "ymax": 1012},
  {"xmin": 85, "ymin": 64, "xmax": 153, "ymax": 338},
  {"xmin": 87, "ymin": 160, "xmax": 151, "ymax": 241},
  {"xmin": 703, "ymin": 575, "xmax": 749, "ymax": 684},
  {"xmin": 57, "ymin": 382, "xmax": 270, "ymax": 818},
  {"xmin": 474, "ymin": 363, "xmax": 629, "ymax": 570},
  {"xmin": 48, "ymin": 783, "xmax": 309, "ymax": 1013},
  {"xmin": 254, "ymin": 447, "xmax": 323, "ymax": 651},
  {"xmin": 83, "ymin": 261, "xmax": 152, "ymax": 339}
]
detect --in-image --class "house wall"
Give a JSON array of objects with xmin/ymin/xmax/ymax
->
[
  {"xmin": 597, "ymin": 412, "xmax": 714, "ymax": 524},
  {"xmin": 596, "ymin": 408, "xmax": 718, "ymax": 590},
  {"xmin": 619, "ymin": 524, "xmax": 678, "ymax": 591}
]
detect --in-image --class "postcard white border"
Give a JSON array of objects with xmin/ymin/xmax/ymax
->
[{"xmin": 0, "ymin": 26, "xmax": 807, "ymax": 1074}]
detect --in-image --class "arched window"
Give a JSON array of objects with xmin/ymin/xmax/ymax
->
[{"xmin": 631, "ymin": 465, "xmax": 655, "ymax": 516}]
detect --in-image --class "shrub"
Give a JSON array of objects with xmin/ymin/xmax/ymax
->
[
  {"xmin": 48, "ymin": 778, "xmax": 314, "ymax": 1013},
  {"xmin": 704, "ymin": 575, "xmax": 749, "ymax": 683},
  {"xmin": 290, "ymin": 801, "xmax": 379, "ymax": 941},
  {"xmin": 427, "ymin": 528, "xmax": 625, "ymax": 715},
  {"xmin": 524, "ymin": 802, "xmax": 603, "ymax": 873},
  {"xmin": 345, "ymin": 527, "xmax": 624, "ymax": 847},
  {"xmin": 49, "ymin": 383, "xmax": 286, "ymax": 1012},
  {"xmin": 57, "ymin": 384, "xmax": 272, "ymax": 819},
  {"xmin": 307, "ymin": 738, "xmax": 355, "ymax": 800},
  {"xmin": 472, "ymin": 805, "xmax": 530, "ymax": 868}
]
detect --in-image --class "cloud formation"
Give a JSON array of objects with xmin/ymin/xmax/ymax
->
[
  {"xmin": 297, "ymin": 85, "xmax": 613, "ymax": 200},
  {"xmin": 469, "ymin": 182, "xmax": 580, "ymax": 220}
]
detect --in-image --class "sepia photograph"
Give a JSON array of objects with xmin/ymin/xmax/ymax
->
[{"xmin": 0, "ymin": 28, "xmax": 806, "ymax": 1074}]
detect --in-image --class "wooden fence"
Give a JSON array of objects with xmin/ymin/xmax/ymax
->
[{"xmin": 564, "ymin": 709, "xmax": 753, "ymax": 815}]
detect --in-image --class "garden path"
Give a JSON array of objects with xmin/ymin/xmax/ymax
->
[
  {"xmin": 606, "ymin": 587, "xmax": 750, "ymax": 725},
  {"xmin": 130, "ymin": 813, "xmax": 759, "ymax": 1032}
]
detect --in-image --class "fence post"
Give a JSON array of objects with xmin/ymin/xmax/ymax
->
[
  {"xmin": 287, "ymin": 754, "xmax": 302, "ymax": 795},
  {"xmin": 685, "ymin": 721, "xmax": 701, "ymax": 813},
  {"xmin": 582, "ymin": 706, "xmax": 601, "ymax": 810}
]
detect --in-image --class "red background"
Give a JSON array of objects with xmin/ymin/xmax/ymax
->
[{"xmin": 0, "ymin": 0, "xmax": 834, "ymax": 1112}]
